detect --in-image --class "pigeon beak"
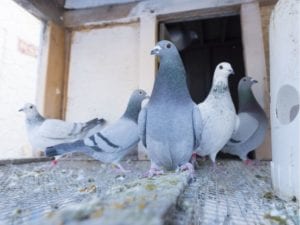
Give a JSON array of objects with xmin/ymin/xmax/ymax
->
[
  {"xmin": 150, "ymin": 45, "xmax": 161, "ymax": 55},
  {"xmin": 18, "ymin": 108, "xmax": 24, "ymax": 112},
  {"xmin": 229, "ymin": 69, "xmax": 235, "ymax": 75},
  {"xmin": 145, "ymin": 95, "xmax": 150, "ymax": 99}
]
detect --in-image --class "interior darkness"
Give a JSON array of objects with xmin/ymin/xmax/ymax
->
[{"xmin": 160, "ymin": 15, "xmax": 254, "ymax": 159}]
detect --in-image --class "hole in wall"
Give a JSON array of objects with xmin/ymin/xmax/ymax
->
[{"xmin": 276, "ymin": 85, "xmax": 299, "ymax": 125}]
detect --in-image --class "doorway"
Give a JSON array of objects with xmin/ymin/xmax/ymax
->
[{"xmin": 159, "ymin": 15, "xmax": 254, "ymax": 159}]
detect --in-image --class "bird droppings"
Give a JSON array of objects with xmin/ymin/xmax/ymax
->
[
  {"xmin": 79, "ymin": 184, "xmax": 97, "ymax": 193},
  {"xmin": 264, "ymin": 191, "xmax": 275, "ymax": 200},
  {"xmin": 264, "ymin": 213, "xmax": 288, "ymax": 225},
  {"xmin": 0, "ymin": 159, "xmax": 299, "ymax": 225}
]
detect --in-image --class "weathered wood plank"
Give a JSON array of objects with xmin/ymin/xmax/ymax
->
[
  {"xmin": 0, "ymin": 157, "xmax": 54, "ymax": 166},
  {"xmin": 63, "ymin": 0, "xmax": 277, "ymax": 28},
  {"xmin": 43, "ymin": 22, "xmax": 66, "ymax": 119},
  {"xmin": 63, "ymin": 2, "xmax": 138, "ymax": 28}
]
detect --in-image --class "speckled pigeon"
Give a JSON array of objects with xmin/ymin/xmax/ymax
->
[
  {"xmin": 195, "ymin": 62, "xmax": 236, "ymax": 165},
  {"xmin": 222, "ymin": 76, "xmax": 268, "ymax": 163},
  {"xmin": 19, "ymin": 103, "xmax": 106, "ymax": 157},
  {"xmin": 45, "ymin": 89, "xmax": 149, "ymax": 172},
  {"xmin": 138, "ymin": 40, "xmax": 202, "ymax": 177}
]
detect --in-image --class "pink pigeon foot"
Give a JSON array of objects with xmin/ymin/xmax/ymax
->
[
  {"xmin": 177, "ymin": 162, "xmax": 195, "ymax": 179},
  {"xmin": 143, "ymin": 162, "xmax": 164, "ymax": 178},
  {"xmin": 51, "ymin": 160, "xmax": 58, "ymax": 167},
  {"xmin": 191, "ymin": 153, "xmax": 199, "ymax": 168}
]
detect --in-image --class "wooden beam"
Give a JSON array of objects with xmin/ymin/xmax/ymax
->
[
  {"xmin": 240, "ymin": 2, "xmax": 271, "ymax": 160},
  {"xmin": 0, "ymin": 157, "xmax": 54, "ymax": 166},
  {"xmin": 12, "ymin": 0, "xmax": 64, "ymax": 25},
  {"xmin": 43, "ymin": 22, "xmax": 66, "ymax": 119},
  {"xmin": 62, "ymin": 0, "xmax": 277, "ymax": 28}
]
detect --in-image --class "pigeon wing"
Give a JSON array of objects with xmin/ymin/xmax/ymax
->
[
  {"xmin": 84, "ymin": 118, "xmax": 139, "ymax": 153},
  {"xmin": 192, "ymin": 106, "xmax": 202, "ymax": 149},
  {"xmin": 230, "ymin": 112, "xmax": 259, "ymax": 143},
  {"xmin": 138, "ymin": 107, "xmax": 147, "ymax": 148},
  {"xmin": 38, "ymin": 119, "xmax": 84, "ymax": 140}
]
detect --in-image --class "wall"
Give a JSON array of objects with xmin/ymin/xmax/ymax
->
[
  {"xmin": 270, "ymin": 0, "xmax": 300, "ymax": 201},
  {"xmin": 0, "ymin": 0, "xmax": 42, "ymax": 159},
  {"xmin": 66, "ymin": 23, "xmax": 140, "ymax": 123}
]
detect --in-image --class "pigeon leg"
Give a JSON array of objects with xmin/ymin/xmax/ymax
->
[
  {"xmin": 51, "ymin": 160, "xmax": 58, "ymax": 166},
  {"xmin": 113, "ymin": 163, "xmax": 131, "ymax": 173},
  {"xmin": 144, "ymin": 162, "xmax": 164, "ymax": 178},
  {"xmin": 177, "ymin": 162, "xmax": 195, "ymax": 178},
  {"xmin": 191, "ymin": 153, "xmax": 199, "ymax": 169},
  {"xmin": 244, "ymin": 159, "xmax": 261, "ymax": 166}
]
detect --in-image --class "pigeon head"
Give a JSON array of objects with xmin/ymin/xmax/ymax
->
[
  {"xmin": 130, "ymin": 89, "xmax": 149, "ymax": 104},
  {"xmin": 238, "ymin": 76, "xmax": 258, "ymax": 90},
  {"xmin": 19, "ymin": 103, "xmax": 39, "ymax": 116},
  {"xmin": 214, "ymin": 62, "xmax": 235, "ymax": 79},
  {"xmin": 189, "ymin": 30, "xmax": 198, "ymax": 40},
  {"xmin": 150, "ymin": 40, "xmax": 178, "ymax": 58},
  {"xmin": 123, "ymin": 89, "xmax": 149, "ymax": 121}
]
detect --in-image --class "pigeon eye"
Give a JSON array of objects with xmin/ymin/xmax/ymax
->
[
  {"xmin": 243, "ymin": 78, "xmax": 246, "ymax": 81},
  {"xmin": 29, "ymin": 105, "xmax": 33, "ymax": 109},
  {"xmin": 139, "ymin": 91, "xmax": 142, "ymax": 94},
  {"xmin": 166, "ymin": 43, "xmax": 171, "ymax": 48},
  {"xmin": 219, "ymin": 65, "xmax": 223, "ymax": 70}
]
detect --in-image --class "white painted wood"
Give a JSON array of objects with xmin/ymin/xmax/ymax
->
[
  {"xmin": 270, "ymin": 0, "xmax": 300, "ymax": 200},
  {"xmin": 137, "ymin": 14, "xmax": 157, "ymax": 160},
  {"xmin": 241, "ymin": 1, "xmax": 271, "ymax": 160}
]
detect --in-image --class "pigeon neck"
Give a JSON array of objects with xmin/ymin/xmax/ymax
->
[
  {"xmin": 150, "ymin": 53, "xmax": 191, "ymax": 102},
  {"xmin": 238, "ymin": 88, "xmax": 258, "ymax": 111},
  {"xmin": 123, "ymin": 101, "xmax": 141, "ymax": 122},
  {"xmin": 210, "ymin": 76, "xmax": 229, "ymax": 96},
  {"xmin": 26, "ymin": 112, "xmax": 45, "ymax": 125}
]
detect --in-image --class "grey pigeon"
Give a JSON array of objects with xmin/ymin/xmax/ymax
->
[
  {"xmin": 46, "ymin": 89, "xmax": 149, "ymax": 172},
  {"xmin": 195, "ymin": 62, "xmax": 236, "ymax": 165},
  {"xmin": 19, "ymin": 103, "xmax": 106, "ymax": 157},
  {"xmin": 168, "ymin": 27, "xmax": 198, "ymax": 51},
  {"xmin": 222, "ymin": 76, "xmax": 268, "ymax": 163},
  {"xmin": 138, "ymin": 40, "xmax": 202, "ymax": 177}
]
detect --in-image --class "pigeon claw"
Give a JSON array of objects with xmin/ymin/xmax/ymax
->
[
  {"xmin": 177, "ymin": 162, "xmax": 195, "ymax": 180},
  {"xmin": 142, "ymin": 167, "xmax": 164, "ymax": 178}
]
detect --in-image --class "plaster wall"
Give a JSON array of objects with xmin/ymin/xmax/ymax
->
[
  {"xmin": 0, "ymin": 0, "xmax": 42, "ymax": 159},
  {"xmin": 66, "ymin": 23, "xmax": 140, "ymax": 124}
]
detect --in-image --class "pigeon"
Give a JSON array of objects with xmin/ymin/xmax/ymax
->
[
  {"xmin": 19, "ymin": 103, "xmax": 106, "ymax": 157},
  {"xmin": 194, "ymin": 62, "xmax": 236, "ymax": 166},
  {"xmin": 168, "ymin": 27, "xmax": 198, "ymax": 51},
  {"xmin": 222, "ymin": 76, "xmax": 268, "ymax": 163},
  {"xmin": 138, "ymin": 40, "xmax": 202, "ymax": 177},
  {"xmin": 46, "ymin": 89, "xmax": 149, "ymax": 172}
]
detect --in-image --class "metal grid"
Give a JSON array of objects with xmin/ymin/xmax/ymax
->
[
  {"xmin": 0, "ymin": 159, "xmax": 299, "ymax": 225},
  {"xmin": 164, "ymin": 160, "xmax": 300, "ymax": 225},
  {"xmin": 0, "ymin": 159, "xmax": 149, "ymax": 225}
]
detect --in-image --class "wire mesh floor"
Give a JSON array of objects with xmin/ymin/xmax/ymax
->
[
  {"xmin": 0, "ymin": 159, "xmax": 299, "ymax": 225},
  {"xmin": 164, "ymin": 160, "xmax": 300, "ymax": 225}
]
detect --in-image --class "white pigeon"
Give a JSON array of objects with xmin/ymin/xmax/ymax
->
[
  {"xmin": 195, "ymin": 62, "xmax": 236, "ymax": 165},
  {"xmin": 19, "ymin": 103, "xmax": 106, "ymax": 156}
]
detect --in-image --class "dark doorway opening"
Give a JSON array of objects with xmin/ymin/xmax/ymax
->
[{"xmin": 159, "ymin": 15, "xmax": 254, "ymax": 159}]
